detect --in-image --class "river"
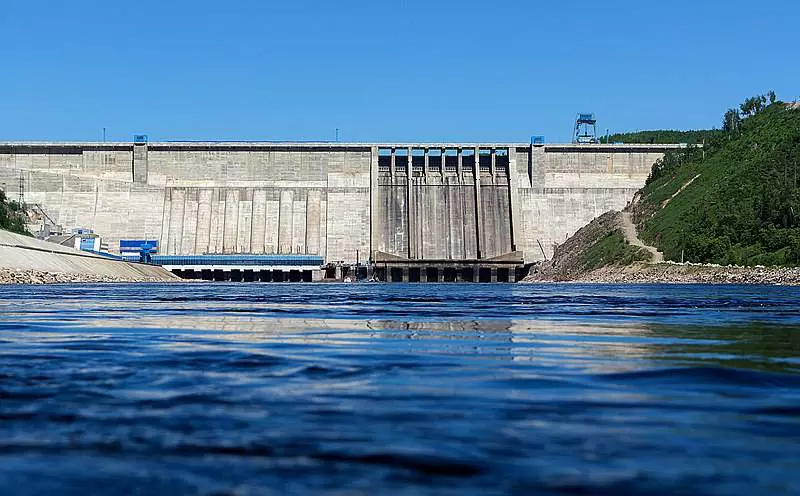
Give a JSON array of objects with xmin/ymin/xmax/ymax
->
[{"xmin": 1, "ymin": 283, "xmax": 799, "ymax": 494}]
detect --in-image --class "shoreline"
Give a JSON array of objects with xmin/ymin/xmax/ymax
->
[
  {"xmin": 0, "ymin": 268, "xmax": 184, "ymax": 285},
  {"xmin": 524, "ymin": 261, "xmax": 800, "ymax": 286}
]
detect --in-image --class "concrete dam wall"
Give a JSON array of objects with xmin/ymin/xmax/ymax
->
[{"xmin": 0, "ymin": 142, "xmax": 676, "ymax": 265}]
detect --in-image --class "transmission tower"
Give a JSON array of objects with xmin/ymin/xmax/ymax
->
[{"xmin": 18, "ymin": 172, "xmax": 25, "ymax": 207}]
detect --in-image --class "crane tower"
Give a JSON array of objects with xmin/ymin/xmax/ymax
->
[{"xmin": 573, "ymin": 113, "xmax": 599, "ymax": 144}]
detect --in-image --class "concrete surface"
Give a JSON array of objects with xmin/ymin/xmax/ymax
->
[{"xmin": 0, "ymin": 229, "xmax": 179, "ymax": 281}]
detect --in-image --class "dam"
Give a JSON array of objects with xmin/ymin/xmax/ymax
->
[{"xmin": 0, "ymin": 140, "xmax": 677, "ymax": 280}]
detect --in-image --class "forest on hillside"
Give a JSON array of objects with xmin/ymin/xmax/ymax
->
[
  {"xmin": 606, "ymin": 129, "xmax": 722, "ymax": 145},
  {"xmin": 633, "ymin": 92, "xmax": 800, "ymax": 266}
]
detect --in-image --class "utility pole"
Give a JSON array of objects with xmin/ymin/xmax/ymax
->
[
  {"xmin": 103, "ymin": 127, "xmax": 106, "ymax": 143},
  {"xmin": 335, "ymin": 128, "xmax": 340, "ymax": 143}
]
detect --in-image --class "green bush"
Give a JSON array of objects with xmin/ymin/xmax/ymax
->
[{"xmin": 0, "ymin": 190, "xmax": 29, "ymax": 235}]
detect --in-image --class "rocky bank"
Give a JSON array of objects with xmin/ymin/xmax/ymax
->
[
  {"xmin": 0, "ymin": 268, "xmax": 181, "ymax": 284},
  {"xmin": 531, "ymin": 261, "xmax": 800, "ymax": 285}
]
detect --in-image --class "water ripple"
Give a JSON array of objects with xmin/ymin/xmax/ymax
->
[{"xmin": 1, "ymin": 283, "xmax": 800, "ymax": 495}]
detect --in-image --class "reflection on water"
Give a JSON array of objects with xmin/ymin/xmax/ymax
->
[{"xmin": 1, "ymin": 283, "xmax": 799, "ymax": 495}]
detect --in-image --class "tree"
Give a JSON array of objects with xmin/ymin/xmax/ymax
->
[
  {"xmin": 740, "ymin": 94, "xmax": 768, "ymax": 117},
  {"xmin": 723, "ymin": 108, "xmax": 742, "ymax": 132},
  {"xmin": 768, "ymin": 90, "xmax": 777, "ymax": 104}
]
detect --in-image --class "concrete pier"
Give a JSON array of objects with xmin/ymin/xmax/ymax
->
[{"xmin": 0, "ymin": 141, "xmax": 677, "ymax": 280}]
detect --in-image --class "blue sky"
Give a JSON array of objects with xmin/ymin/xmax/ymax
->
[{"xmin": 1, "ymin": 0, "xmax": 798, "ymax": 143}]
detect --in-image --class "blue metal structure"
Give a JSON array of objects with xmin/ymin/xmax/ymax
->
[
  {"xmin": 573, "ymin": 113, "xmax": 599, "ymax": 144},
  {"xmin": 133, "ymin": 135, "xmax": 148, "ymax": 144},
  {"xmin": 530, "ymin": 136, "xmax": 545, "ymax": 146},
  {"xmin": 79, "ymin": 238, "xmax": 96, "ymax": 251},
  {"xmin": 119, "ymin": 239, "xmax": 158, "ymax": 263},
  {"xmin": 122, "ymin": 254, "xmax": 324, "ymax": 267},
  {"xmin": 120, "ymin": 239, "xmax": 158, "ymax": 252}
]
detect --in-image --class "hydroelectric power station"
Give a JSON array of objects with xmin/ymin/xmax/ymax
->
[{"xmin": 0, "ymin": 139, "xmax": 679, "ymax": 281}]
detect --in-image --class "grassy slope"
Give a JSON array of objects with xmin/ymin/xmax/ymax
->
[
  {"xmin": 0, "ymin": 191, "xmax": 29, "ymax": 235},
  {"xmin": 529, "ymin": 211, "xmax": 649, "ymax": 280},
  {"xmin": 635, "ymin": 104, "xmax": 800, "ymax": 266},
  {"xmin": 581, "ymin": 231, "xmax": 649, "ymax": 271}
]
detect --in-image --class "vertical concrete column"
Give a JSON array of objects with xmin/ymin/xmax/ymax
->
[
  {"xmin": 415, "ymin": 147, "xmax": 424, "ymax": 259},
  {"xmin": 213, "ymin": 192, "xmax": 227, "ymax": 254},
  {"xmin": 423, "ymin": 148, "xmax": 429, "ymax": 176},
  {"xmin": 390, "ymin": 148, "xmax": 396, "ymax": 176},
  {"xmin": 181, "ymin": 189, "xmax": 199, "ymax": 255},
  {"xmin": 402, "ymin": 267, "xmax": 409, "ymax": 283},
  {"xmin": 264, "ymin": 196, "xmax": 279, "ymax": 254},
  {"xmin": 531, "ymin": 145, "xmax": 546, "ymax": 186},
  {"xmin": 222, "ymin": 189, "xmax": 240, "ymax": 254},
  {"xmin": 490, "ymin": 148, "xmax": 496, "ymax": 176},
  {"xmin": 195, "ymin": 189, "xmax": 213, "ymax": 255},
  {"xmin": 209, "ymin": 190, "xmax": 225, "ymax": 254},
  {"xmin": 318, "ymin": 194, "xmax": 327, "ymax": 260},
  {"xmin": 236, "ymin": 190, "xmax": 253, "ymax": 254},
  {"xmin": 369, "ymin": 146, "xmax": 379, "ymax": 260},
  {"xmin": 132, "ymin": 142, "xmax": 148, "ymax": 183},
  {"xmin": 167, "ymin": 188, "xmax": 185, "ymax": 256},
  {"xmin": 278, "ymin": 190, "xmax": 294, "ymax": 254},
  {"xmin": 291, "ymin": 197, "xmax": 307, "ymax": 254},
  {"xmin": 250, "ymin": 189, "xmax": 267, "ymax": 253},
  {"xmin": 406, "ymin": 146, "xmax": 415, "ymax": 259},
  {"xmin": 507, "ymin": 148, "xmax": 521, "ymax": 252},
  {"xmin": 490, "ymin": 267, "xmax": 498, "ymax": 283},
  {"xmin": 420, "ymin": 267, "xmax": 427, "ymax": 283},
  {"xmin": 307, "ymin": 190, "xmax": 322, "ymax": 256},
  {"xmin": 474, "ymin": 146, "xmax": 483, "ymax": 259},
  {"xmin": 457, "ymin": 148, "xmax": 463, "ymax": 177},
  {"xmin": 160, "ymin": 191, "xmax": 171, "ymax": 256}
]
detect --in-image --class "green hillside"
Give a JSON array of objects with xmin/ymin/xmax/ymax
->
[
  {"xmin": 634, "ymin": 94, "xmax": 800, "ymax": 266},
  {"xmin": 0, "ymin": 190, "xmax": 29, "ymax": 235}
]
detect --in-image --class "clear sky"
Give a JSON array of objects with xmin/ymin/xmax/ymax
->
[{"xmin": 2, "ymin": 0, "xmax": 798, "ymax": 143}]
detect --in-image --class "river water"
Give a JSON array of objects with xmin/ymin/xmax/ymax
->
[{"xmin": 1, "ymin": 283, "xmax": 799, "ymax": 495}]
